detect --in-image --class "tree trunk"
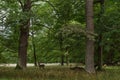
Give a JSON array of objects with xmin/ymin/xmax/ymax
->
[
  {"xmin": 18, "ymin": 23, "xmax": 30, "ymax": 69},
  {"xmin": 17, "ymin": 0, "xmax": 31, "ymax": 69},
  {"xmin": 59, "ymin": 32, "xmax": 64, "ymax": 66},
  {"xmin": 97, "ymin": 34, "xmax": 103, "ymax": 70},
  {"xmin": 31, "ymin": 32, "xmax": 37, "ymax": 66},
  {"xmin": 85, "ymin": 0, "xmax": 95, "ymax": 73},
  {"xmin": 61, "ymin": 55, "xmax": 64, "ymax": 66}
]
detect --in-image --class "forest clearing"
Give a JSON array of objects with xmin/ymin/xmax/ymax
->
[{"xmin": 0, "ymin": 0, "xmax": 120, "ymax": 80}]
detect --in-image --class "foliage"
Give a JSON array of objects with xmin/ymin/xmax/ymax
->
[{"xmin": 0, "ymin": 0, "xmax": 120, "ymax": 65}]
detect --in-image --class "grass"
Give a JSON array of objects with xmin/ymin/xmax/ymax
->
[{"xmin": 0, "ymin": 66, "xmax": 120, "ymax": 80}]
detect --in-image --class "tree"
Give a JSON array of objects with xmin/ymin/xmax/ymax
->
[
  {"xmin": 47, "ymin": 0, "xmax": 73, "ymax": 66},
  {"xmin": 16, "ymin": 0, "xmax": 31, "ymax": 69},
  {"xmin": 85, "ymin": 0, "xmax": 95, "ymax": 73}
]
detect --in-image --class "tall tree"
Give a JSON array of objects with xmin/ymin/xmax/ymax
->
[
  {"xmin": 17, "ymin": 0, "xmax": 31, "ymax": 69},
  {"xmin": 85, "ymin": 0, "xmax": 95, "ymax": 73}
]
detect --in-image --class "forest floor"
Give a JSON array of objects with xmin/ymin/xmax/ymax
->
[{"xmin": 0, "ymin": 65, "xmax": 120, "ymax": 80}]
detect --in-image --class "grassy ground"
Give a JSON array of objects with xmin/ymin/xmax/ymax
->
[{"xmin": 0, "ymin": 66, "xmax": 120, "ymax": 80}]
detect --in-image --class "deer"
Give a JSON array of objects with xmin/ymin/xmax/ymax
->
[{"xmin": 38, "ymin": 62, "xmax": 45, "ymax": 69}]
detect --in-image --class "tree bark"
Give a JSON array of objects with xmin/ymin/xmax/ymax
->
[
  {"xmin": 85, "ymin": 0, "xmax": 95, "ymax": 73},
  {"xmin": 17, "ymin": 0, "xmax": 31, "ymax": 69}
]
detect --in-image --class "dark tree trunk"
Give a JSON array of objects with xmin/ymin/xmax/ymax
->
[
  {"xmin": 31, "ymin": 32, "xmax": 37, "ymax": 66},
  {"xmin": 61, "ymin": 55, "xmax": 64, "ymax": 66},
  {"xmin": 85, "ymin": 0, "xmax": 95, "ymax": 73},
  {"xmin": 59, "ymin": 32, "xmax": 64, "ymax": 66},
  {"xmin": 97, "ymin": 34, "xmax": 103, "ymax": 70},
  {"xmin": 17, "ymin": 0, "xmax": 31, "ymax": 69},
  {"xmin": 18, "ymin": 22, "xmax": 30, "ymax": 68}
]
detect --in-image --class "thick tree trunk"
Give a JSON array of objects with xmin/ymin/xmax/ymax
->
[
  {"xmin": 85, "ymin": 0, "xmax": 95, "ymax": 73},
  {"xmin": 18, "ymin": 21, "xmax": 30, "ymax": 69},
  {"xmin": 17, "ymin": 0, "xmax": 31, "ymax": 69}
]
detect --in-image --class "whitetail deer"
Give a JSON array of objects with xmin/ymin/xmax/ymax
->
[{"xmin": 38, "ymin": 62, "xmax": 45, "ymax": 69}]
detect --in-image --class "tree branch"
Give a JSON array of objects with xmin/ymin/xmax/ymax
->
[{"xmin": 17, "ymin": 0, "xmax": 24, "ymax": 9}]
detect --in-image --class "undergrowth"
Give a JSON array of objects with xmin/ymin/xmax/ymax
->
[{"xmin": 0, "ymin": 66, "xmax": 120, "ymax": 80}]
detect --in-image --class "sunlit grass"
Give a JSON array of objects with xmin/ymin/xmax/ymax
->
[{"xmin": 0, "ymin": 66, "xmax": 120, "ymax": 80}]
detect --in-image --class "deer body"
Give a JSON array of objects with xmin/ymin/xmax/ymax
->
[{"xmin": 38, "ymin": 62, "xmax": 45, "ymax": 69}]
